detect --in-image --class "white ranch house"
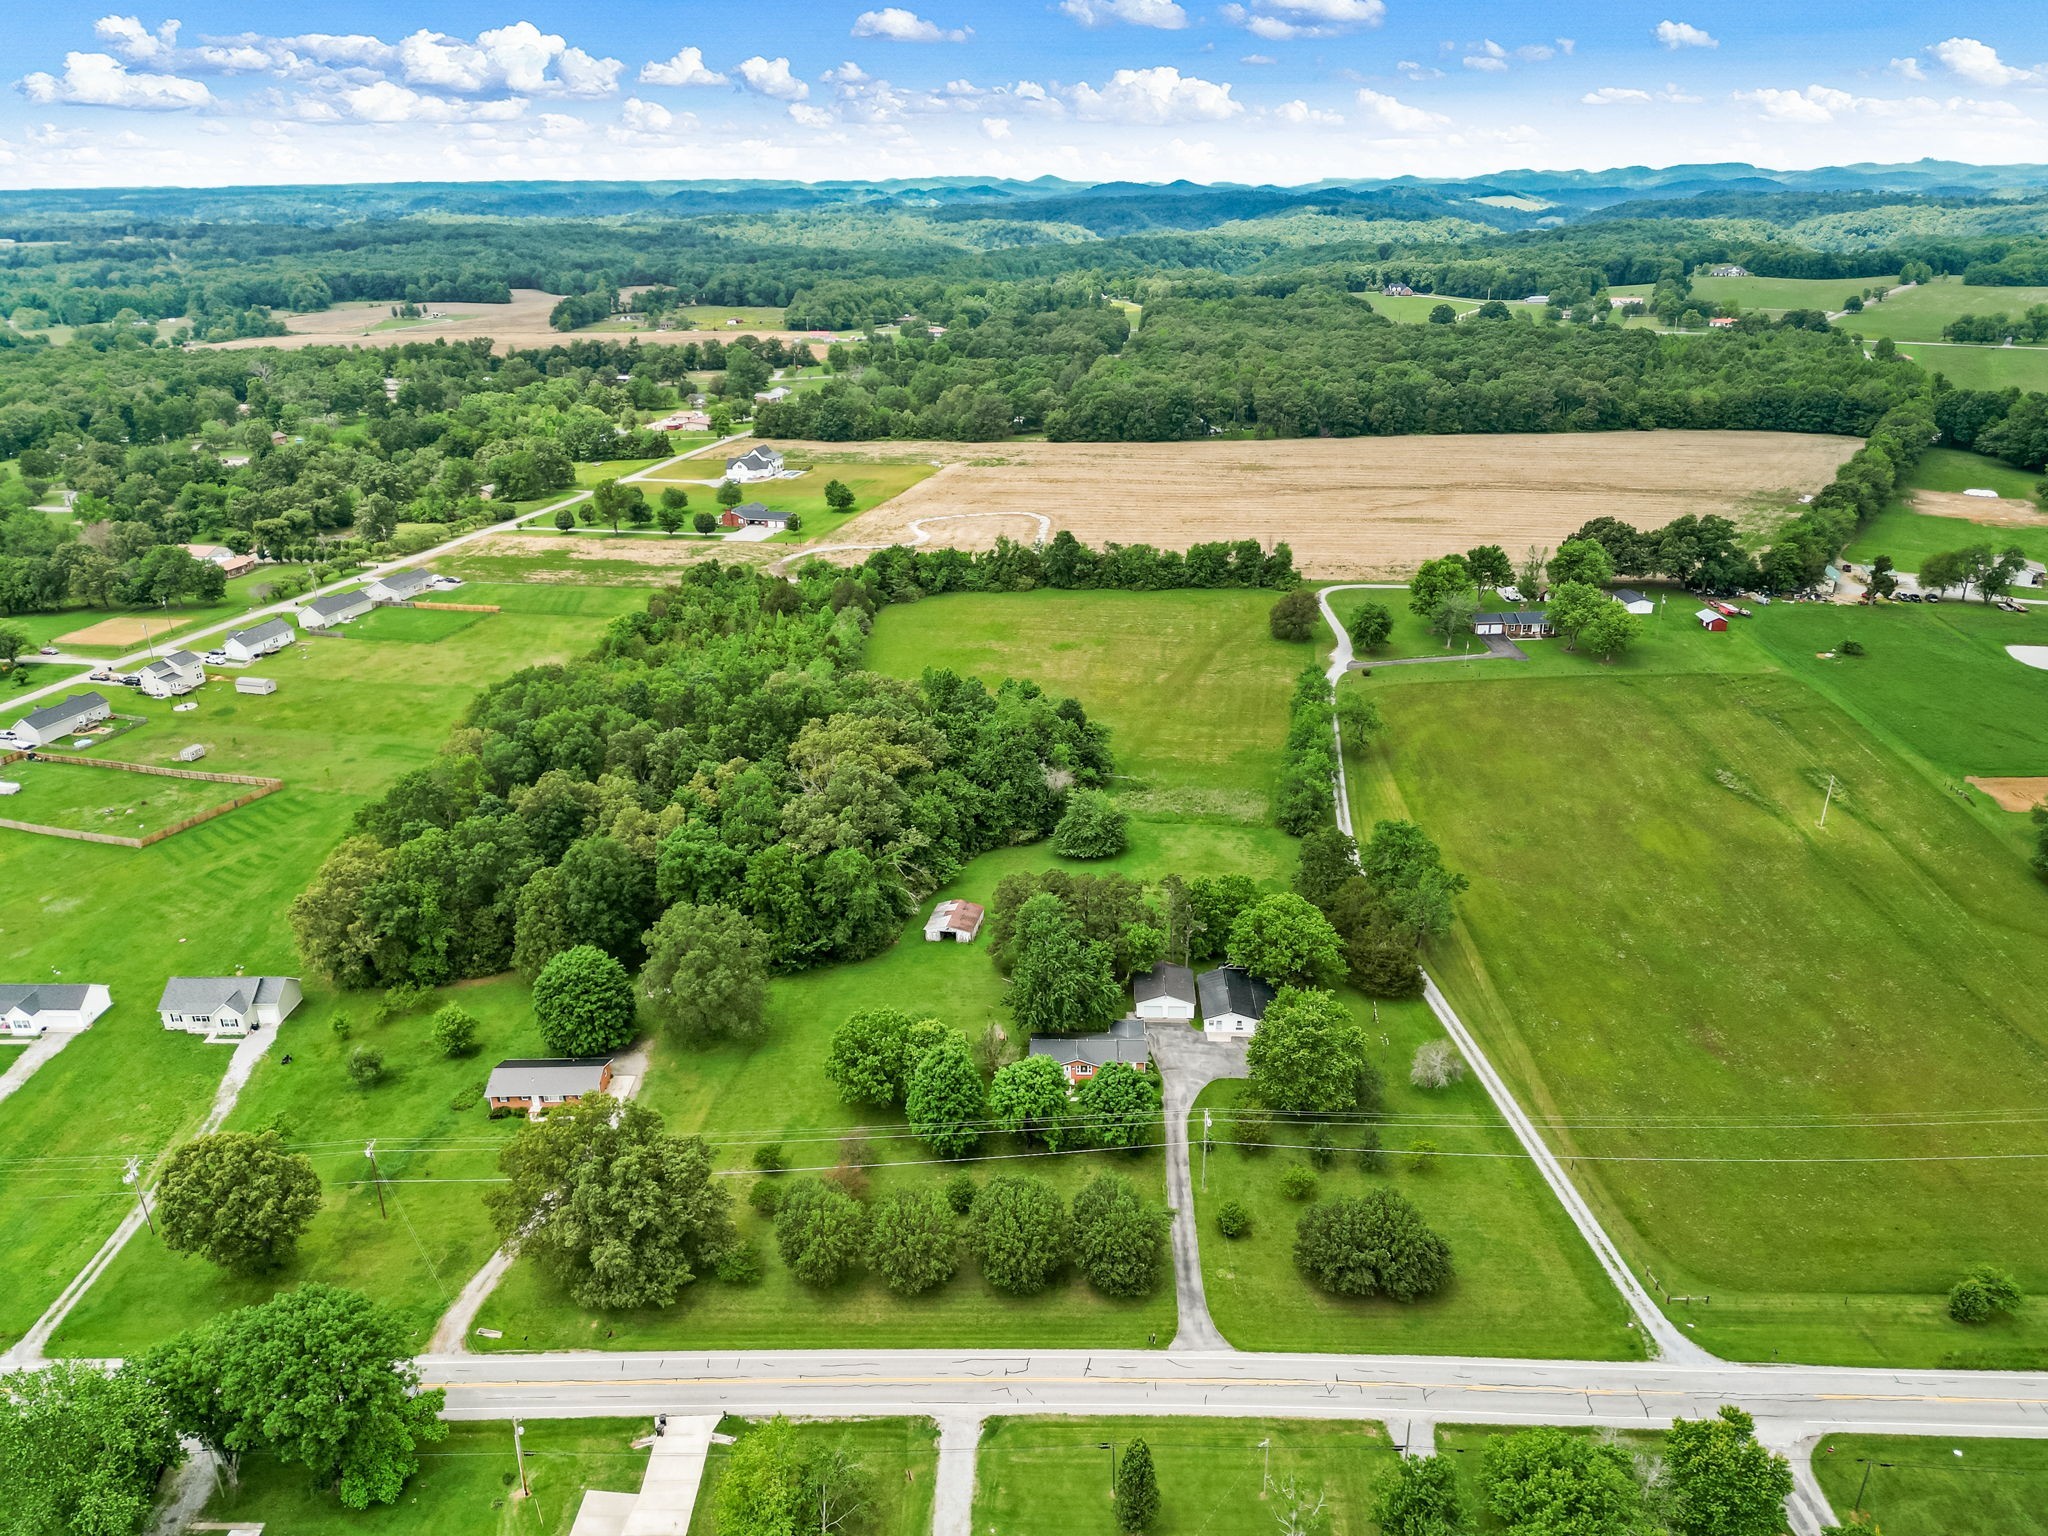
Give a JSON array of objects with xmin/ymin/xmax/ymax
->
[
  {"xmin": 299, "ymin": 590, "xmax": 373, "ymax": 631},
  {"xmin": 5, "ymin": 692, "xmax": 111, "ymax": 749},
  {"xmin": 1612, "ymin": 589, "xmax": 1656, "ymax": 616},
  {"xmin": 223, "ymin": 618, "xmax": 293, "ymax": 662},
  {"xmin": 157, "ymin": 975, "xmax": 303, "ymax": 1037},
  {"xmin": 1, "ymin": 983, "xmax": 112, "ymax": 1037},
  {"xmin": 1197, "ymin": 965, "xmax": 1276, "ymax": 1041},
  {"xmin": 1132, "ymin": 962, "xmax": 1197, "ymax": 1023},
  {"xmin": 365, "ymin": 568, "xmax": 439, "ymax": 604}
]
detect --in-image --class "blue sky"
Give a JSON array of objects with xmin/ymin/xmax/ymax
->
[{"xmin": 4, "ymin": 3, "xmax": 2046, "ymax": 188}]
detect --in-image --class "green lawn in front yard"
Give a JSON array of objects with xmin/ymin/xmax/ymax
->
[
  {"xmin": 1841, "ymin": 447, "xmax": 2048, "ymax": 573},
  {"xmin": 1348, "ymin": 663, "xmax": 2048, "ymax": 1367},
  {"xmin": 1837, "ymin": 276, "xmax": 2048, "ymax": 344},
  {"xmin": 343, "ymin": 605, "xmax": 491, "ymax": 643},
  {"xmin": 972, "ymin": 1415, "xmax": 1401, "ymax": 1536},
  {"xmin": 1364, "ymin": 293, "xmax": 1483, "ymax": 323},
  {"xmin": 637, "ymin": 458, "xmax": 936, "ymax": 543},
  {"xmin": 0, "ymin": 757, "xmax": 250, "ymax": 836},
  {"xmin": 1812, "ymin": 1434, "xmax": 2048, "ymax": 1536},
  {"xmin": 201, "ymin": 1419, "xmax": 651, "ymax": 1536},
  {"xmin": 2, "ymin": 582, "xmax": 648, "ymax": 1357},
  {"xmin": 690, "ymin": 1418, "xmax": 936, "ymax": 1536}
]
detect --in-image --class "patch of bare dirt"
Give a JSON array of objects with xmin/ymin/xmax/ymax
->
[
  {"xmin": 1911, "ymin": 491, "xmax": 2048, "ymax": 529},
  {"xmin": 1967, "ymin": 775, "xmax": 2048, "ymax": 812}
]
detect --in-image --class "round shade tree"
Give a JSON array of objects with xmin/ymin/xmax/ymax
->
[
  {"xmin": 825, "ymin": 1007, "xmax": 916, "ymax": 1107},
  {"xmin": 971, "ymin": 1174, "xmax": 1071, "ymax": 1295},
  {"xmin": 638, "ymin": 901, "xmax": 769, "ymax": 1046},
  {"xmin": 1293, "ymin": 1189, "xmax": 1452, "ymax": 1301},
  {"xmin": 1071, "ymin": 1172, "xmax": 1169, "ymax": 1298},
  {"xmin": 1269, "ymin": 588, "xmax": 1321, "ymax": 642},
  {"xmin": 1346, "ymin": 601, "xmax": 1394, "ymax": 651},
  {"xmin": 532, "ymin": 944, "xmax": 638, "ymax": 1056},
  {"xmin": 1372, "ymin": 1454, "xmax": 1463, "ymax": 1536},
  {"xmin": 988, "ymin": 1055, "xmax": 1073, "ymax": 1148},
  {"xmin": 430, "ymin": 1004, "xmax": 479, "ymax": 1058},
  {"xmin": 157, "ymin": 1130, "xmax": 323, "ymax": 1274},
  {"xmin": 864, "ymin": 1186, "xmax": 960, "ymax": 1296},
  {"xmin": 1227, "ymin": 894, "xmax": 1343, "ymax": 987},
  {"xmin": 1074, "ymin": 1060, "xmax": 1161, "ymax": 1151},
  {"xmin": 906, "ymin": 1031, "xmax": 987, "ymax": 1159},
  {"xmin": 1051, "ymin": 791, "xmax": 1129, "ymax": 860},
  {"xmin": 1245, "ymin": 986, "xmax": 1380, "ymax": 1115},
  {"xmin": 772, "ymin": 1178, "xmax": 868, "ymax": 1288}
]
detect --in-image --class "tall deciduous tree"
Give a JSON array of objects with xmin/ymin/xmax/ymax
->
[
  {"xmin": 988, "ymin": 1055, "xmax": 1074, "ymax": 1148},
  {"xmin": 1269, "ymin": 588, "xmax": 1322, "ymax": 641},
  {"xmin": 825, "ymin": 1007, "xmax": 917, "ymax": 1107},
  {"xmin": 1346, "ymin": 601, "xmax": 1394, "ymax": 650},
  {"xmin": 906, "ymin": 1031, "xmax": 987, "ymax": 1158},
  {"xmin": 1005, "ymin": 893, "xmax": 1125, "ymax": 1036},
  {"xmin": 1665, "ymin": 1406, "xmax": 1794, "ymax": 1536},
  {"xmin": 1075, "ymin": 1061, "xmax": 1161, "ymax": 1151},
  {"xmin": 1247, "ymin": 987, "xmax": 1379, "ymax": 1115},
  {"xmin": 1072, "ymin": 1173, "xmax": 1169, "ymax": 1298},
  {"xmin": 156, "ymin": 1130, "xmax": 323, "ymax": 1275},
  {"xmin": 1371, "ymin": 1454, "xmax": 1463, "ymax": 1536},
  {"xmin": 1294, "ymin": 1190, "xmax": 1452, "ymax": 1300},
  {"xmin": 490, "ymin": 1094, "xmax": 733, "ymax": 1309},
  {"xmin": 639, "ymin": 901, "xmax": 769, "ymax": 1045},
  {"xmin": 1481, "ymin": 1426, "xmax": 1642, "ymax": 1536},
  {"xmin": 1228, "ymin": 894, "xmax": 1344, "ymax": 987},
  {"xmin": 1052, "ymin": 790, "xmax": 1130, "ymax": 859},
  {"xmin": 773, "ymin": 1178, "xmax": 868, "ymax": 1287},
  {"xmin": 1544, "ymin": 580, "xmax": 1608, "ymax": 650},
  {"xmin": 1408, "ymin": 554, "xmax": 1474, "ymax": 619},
  {"xmin": 864, "ymin": 1186, "xmax": 960, "ymax": 1296},
  {"xmin": 0, "ymin": 1362, "xmax": 178, "ymax": 1536},
  {"xmin": 1114, "ymin": 1437, "xmax": 1161, "ymax": 1533},
  {"xmin": 532, "ymin": 944, "xmax": 638, "ymax": 1055},
  {"xmin": 971, "ymin": 1174, "xmax": 1071, "ymax": 1294},
  {"xmin": 1547, "ymin": 537, "xmax": 1617, "ymax": 588}
]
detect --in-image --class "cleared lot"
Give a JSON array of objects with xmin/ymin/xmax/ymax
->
[{"xmin": 791, "ymin": 432, "xmax": 1859, "ymax": 577}]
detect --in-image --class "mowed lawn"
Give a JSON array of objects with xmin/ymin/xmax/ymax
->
[
  {"xmin": 635, "ymin": 456, "xmax": 936, "ymax": 543},
  {"xmin": 202, "ymin": 1419, "xmax": 651, "ymax": 1536},
  {"xmin": 691, "ymin": 1418, "xmax": 937, "ymax": 1536},
  {"xmin": 9, "ymin": 563, "xmax": 313, "ymax": 654},
  {"xmin": 1350, "ymin": 663, "xmax": 2048, "ymax": 1366},
  {"xmin": 2, "ymin": 582, "xmax": 648, "ymax": 1357},
  {"xmin": 972, "ymin": 1416, "xmax": 1401, "ymax": 1536},
  {"xmin": 0, "ymin": 757, "xmax": 250, "ymax": 836},
  {"xmin": 1838, "ymin": 276, "xmax": 2048, "ymax": 344},
  {"xmin": 1843, "ymin": 447, "xmax": 2048, "ymax": 573},
  {"xmin": 1892, "ymin": 340, "xmax": 2048, "ymax": 396},
  {"xmin": 1812, "ymin": 1434, "xmax": 2048, "ymax": 1536}
]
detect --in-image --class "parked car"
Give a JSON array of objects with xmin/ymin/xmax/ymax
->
[
  {"xmin": 202, "ymin": 650, "xmax": 229, "ymax": 665},
  {"xmin": 115, "ymin": 673, "xmax": 141, "ymax": 686},
  {"xmin": 89, "ymin": 668, "xmax": 115, "ymax": 680},
  {"xmin": 37, "ymin": 645, "xmax": 58, "ymax": 656},
  {"xmin": 1925, "ymin": 593, "xmax": 1942, "ymax": 603}
]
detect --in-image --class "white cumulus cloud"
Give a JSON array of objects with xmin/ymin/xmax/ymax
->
[
  {"xmin": 853, "ymin": 9, "xmax": 971, "ymax": 42},
  {"xmin": 981, "ymin": 115, "xmax": 1011, "ymax": 138},
  {"xmin": 1931, "ymin": 37, "xmax": 2034, "ymax": 87},
  {"xmin": 1354, "ymin": 87, "xmax": 1448, "ymax": 132},
  {"xmin": 640, "ymin": 47, "xmax": 725, "ymax": 87},
  {"xmin": 1220, "ymin": 0, "xmax": 1383, "ymax": 41},
  {"xmin": 1888, "ymin": 56, "xmax": 1926, "ymax": 81},
  {"xmin": 1655, "ymin": 21, "xmax": 1717, "ymax": 50},
  {"xmin": 338, "ymin": 80, "xmax": 526, "ymax": 121},
  {"xmin": 1274, "ymin": 98, "xmax": 1343, "ymax": 125},
  {"xmin": 1058, "ymin": 0, "xmax": 1189, "ymax": 25},
  {"xmin": 1069, "ymin": 65, "xmax": 1242, "ymax": 123},
  {"xmin": 1583, "ymin": 87, "xmax": 1653, "ymax": 105},
  {"xmin": 93, "ymin": 15, "xmax": 180, "ymax": 64},
  {"xmin": 736, "ymin": 55, "xmax": 808, "ymax": 100},
  {"xmin": 620, "ymin": 96, "xmax": 672, "ymax": 132},
  {"xmin": 20, "ymin": 51, "xmax": 213, "ymax": 110}
]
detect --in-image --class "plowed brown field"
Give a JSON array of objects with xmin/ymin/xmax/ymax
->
[{"xmin": 778, "ymin": 431, "xmax": 1858, "ymax": 578}]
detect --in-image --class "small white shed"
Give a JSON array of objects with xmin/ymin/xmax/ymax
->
[
  {"xmin": 235, "ymin": 677, "xmax": 277, "ymax": 696},
  {"xmin": 176, "ymin": 744, "xmax": 207, "ymax": 762}
]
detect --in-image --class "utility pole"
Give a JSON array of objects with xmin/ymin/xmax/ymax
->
[
  {"xmin": 1259, "ymin": 1437, "xmax": 1273, "ymax": 1495},
  {"xmin": 123, "ymin": 1156, "xmax": 155, "ymax": 1237},
  {"xmin": 1097, "ymin": 1441, "xmax": 1116, "ymax": 1498},
  {"xmin": 513, "ymin": 1419, "xmax": 530, "ymax": 1498},
  {"xmin": 1817, "ymin": 773, "xmax": 1837, "ymax": 829},
  {"xmin": 1201, "ymin": 1110, "xmax": 1212, "ymax": 1194},
  {"xmin": 365, "ymin": 1139, "xmax": 387, "ymax": 1219}
]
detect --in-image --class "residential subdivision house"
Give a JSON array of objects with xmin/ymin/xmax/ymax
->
[
  {"xmin": 486, "ymin": 1057, "xmax": 615, "ymax": 1114},
  {"xmin": 223, "ymin": 617, "xmax": 293, "ymax": 662},
  {"xmin": 157, "ymin": 975, "xmax": 303, "ymax": 1036},
  {"xmin": 4, "ymin": 692, "xmax": 111, "ymax": 748},
  {"xmin": 1, "ymin": 983, "xmax": 112, "ymax": 1037},
  {"xmin": 1197, "ymin": 966, "xmax": 1276, "ymax": 1041},
  {"xmin": 1028, "ymin": 1017, "xmax": 1152, "ymax": 1087}
]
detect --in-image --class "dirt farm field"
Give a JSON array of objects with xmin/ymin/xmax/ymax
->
[
  {"xmin": 1966, "ymin": 775, "xmax": 2048, "ymax": 812},
  {"xmin": 775, "ymin": 432, "xmax": 1860, "ymax": 577},
  {"xmin": 1912, "ymin": 490, "xmax": 2048, "ymax": 529},
  {"xmin": 54, "ymin": 615, "xmax": 165, "ymax": 647},
  {"xmin": 200, "ymin": 289, "xmax": 827, "ymax": 356}
]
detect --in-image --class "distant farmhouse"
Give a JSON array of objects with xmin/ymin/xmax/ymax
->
[
  {"xmin": 1, "ymin": 983, "xmax": 111, "ymax": 1037},
  {"xmin": 753, "ymin": 386, "xmax": 792, "ymax": 404},
  {"xmin": 1706, "ymin": 264, "xmax": 1750, "ymax": 278},
  {"xmin": 223, "ymin": 618, "xmax": 293, "ymax": 662},
  {"xmin": 158, "ymin": 975, "xmax": 302, "ymax": 1037},
  {"xmin": 299, "ymin": 589, "xmax": 373, "ymax": 631},
  {"xmin": 1029, "ymin": 1016, "xmax": 1151, "ymax": 1087},
  {"xmin": 1613, "ymin": 589, "xmax": 1655, "ymax": 616},
  {"xmin": 725, "ymin": 446, "xmax": 785, "ymax": 483},
  {"xmin": 487, "ymin": 1057, "xmax": 614, "ymax": 1115},
  {"xmin": 1473, "ymin": 609, "xmax": 1554, "ymax": 639},
  {"xmin": 1132, "ymin": 962, "xmax": 1197, "ymax": 1023},
  {"xmin": 648, "ymin": 409, "xmax": 712, "ymax": 432},
  {"xmin": 924, "ymin": 900, "xmax": 984, "ymax": 943},
  {"xmin": 720, "ymin": 502, "xmax": 796, "ymax": 531},
  {"xmin": 1381, "ymin": 283, "xmax": 1416, "ymax": 297},
  {"xmin": 183, "ymin": 543, "xmax": 259, "ymax": 579},
  {"xmin": 1197, "ymin": 966, "xmax": 1276, "ymax": 1041},
  {"xmin": 365, "ymin": 568, "xmax": 438, "ymax": 605},
  {"xmin": 138, "ymin": 651, "xmax": 205, "ymax": 699},
  {"xmin": 5, "ymin": 692, "xmax": 110, "ymax": 748}
]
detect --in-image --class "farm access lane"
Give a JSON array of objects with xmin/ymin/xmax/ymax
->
[
  {"xmin": 1315, "ymin": 584, "xmax": 1714, "ymax": 1367},
  {"xmin": 1, "ymin": 434, "xmax": 751, "ymax": 721}
]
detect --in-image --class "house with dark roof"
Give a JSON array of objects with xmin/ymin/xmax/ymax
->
[
  {"xmin": 299, "ymin": 589, "xmax": 373, "ymax": 631},
  {"xmin": 224, "ymin": 617, "xmax": 293, "ymax": 662},
  {"xmin": 725, "ymin": 446, "xmax": 786, "ymax": 483},
  {"xmin": 138, "ymin": 651, "xmax": 205, "ymax": 699},
  {"xmin": 1028, "ymin": 1017, "xmax": 1152, "ymax": 1087},
  {"xmin": 5, "ymin": 692, "xmax": 110, "ymax": 748},
  {"xmin": 486, "ymin": 1057, "xmax": 614, "ymax": 1114},
  {"xmin": 1197, "ymin": 966, "xmax": 1276, "ymax": 1041},
  {"xmin": 1, "ymin": 983, "xmax": 112, "ymax": 1037},
  {"xmin": 1132, "ymin": 962, "xmax": 1197, "ymax": 1023},
  {"xmin": 718, "ymin": 502, "xmax": 797, "ymax": 531},
  {"xmin": 1612, "ymin": 589, "xmax": 1655, "ymax": 616},
  {"xmin": 1473, "ymin": 609, "xmax": 1553, "ymax": 639},
  {"xmin": 157, "ymin": 975, "xmax": 302, "ymax": 1037},
  {"xmin": 365, "ymin": 568, "xmax": 439, "ymax": 605}
]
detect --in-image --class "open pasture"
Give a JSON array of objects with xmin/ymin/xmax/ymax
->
[
  {"xmin": 637, "ymin": 453, "xmax": 937, "ymax": 541},
  {"xmin": 804, "ymin": 433, "xmax": 1859, "ymax": 578},
  {"xmin": 1839, "ymin": 275, "xmax": 2048, "ymax": 344},
  {"xmin": 1892, "ymin": 339, "xmax": 2048, "ymax": 395},
  {"xmin": 0, "ymin": 757, "xmax": 253, "ymax": 838},
  {"xmin": 1350, "ymin": 664, "xmax": 2048, "ymax": 1366},
  {"xmin": 1812, "ymin": 1434, "xmax": 2048, "ymax": 1536}
]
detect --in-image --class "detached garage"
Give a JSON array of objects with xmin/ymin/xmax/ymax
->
[{"xmin": 1695, "ymin": 608, "xmax": 1728, "ymax": 632}]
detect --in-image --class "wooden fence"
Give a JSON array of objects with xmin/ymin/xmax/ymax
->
[
  {"xmin": 0, "ymin": 752, "xmax": 283, "ymax": 848},
  {"xmin": 410, "ymin": 601, "xmax": 502, "ymax": 613}
]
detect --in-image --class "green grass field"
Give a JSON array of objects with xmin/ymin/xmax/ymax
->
[
  {"xmin": 1893, "ymin": 340, "xmax": 2048, "ymax": 395},
  {"xmin": 202, "ymin": 1419, "xmax": 650, "ymax": 1536},
  {"xmin": 1838, "ymin": 276, "xmax": 2048, "ymax": 344},
  {"xmin": 0, "ymin": 758, "xmax": 251, "ymax": 836},
  {"xmin": 1348, "ymin": 649, "xmax": 2048, "ymax": 1366},
  {"xmin": 9, "ymin": 564, "xmax": 313, "ymax": 654},
  {"xmin": 1362, "ymin": 293, "xmax": 1483, "ymax": 324},
  {"xmin": 1843, "ymin": 448, "xmax": 2048, "ymax": 573},
  {"xmin": 972, "ymin": 1416, "xmax": 1401, "ymax": 1536},
  {"xmin": 691, "ymin": 1418, "xmax": 936, "ymax": 1536},
  {"xmin": 1812, "ymin": 1434, "xmax": 2048, "ymax": 1536},
  {"xmin": 2, "ymin": 580, "xmax": 649, "ymax": 1357},
  {"xmin": 1610, "ymin": 274, "xmax": 1895, "ymax": 316},
  {"xmin": 344, "ymin": 605, "xmax": 491, "ymax": 643},
  {"xmin": 637, "ymin": 459, "xmax": 935, "ymax": 543}
]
